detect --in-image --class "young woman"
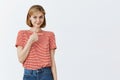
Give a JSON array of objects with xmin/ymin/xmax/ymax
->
[{"xmin": 15, "ymin": 5, "xmax": 57, "ymax": 80}]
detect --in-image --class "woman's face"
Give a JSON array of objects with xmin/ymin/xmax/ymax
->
[{"xmin": 30, "ymin": 11, "xmax": 44, "ymax": 28}]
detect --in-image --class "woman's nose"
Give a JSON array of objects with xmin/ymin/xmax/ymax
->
[{"xmin": 36, "ymin": 18, "xmax": 40, "ymax": 22}]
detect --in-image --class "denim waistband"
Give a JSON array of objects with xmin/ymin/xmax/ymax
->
[
  {"xmin": 24, "ymin": 67, "xmax": 51, "ymax": 76},
  {"xmin": 25, "ymin": 67, "xmax": 51, "ymax": 72}
]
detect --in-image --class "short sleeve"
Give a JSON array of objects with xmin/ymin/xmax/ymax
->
[
  {"xmin": 49, "ymin": 32, "xmax": 57, "ymax": 50},
  {"xmin": 15, "ymin": 30, "xmax": 25, "ymax": 48}
]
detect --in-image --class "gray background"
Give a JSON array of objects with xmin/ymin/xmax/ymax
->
[{"xmin": 0, "ymin": 0, "xmax": 120, "ymax": 80}]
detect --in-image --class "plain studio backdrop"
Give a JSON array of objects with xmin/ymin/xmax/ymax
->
[{"xmin": 0, "ymin": 0, "xmax": 120, "ymax": 80}]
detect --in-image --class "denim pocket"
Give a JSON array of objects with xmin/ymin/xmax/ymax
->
[
  {"xmin": 23, "ymin": 75, "xmax": 36, "ymax": 80},
  {"xmin": 24, "ymin": 69, "xmax": 33, "ymax": 76},
  {"xmin": 41, "ymin": 69, "xmax": 53, "ymax": 80},
  {"xmin": 43, "ymin": 68, "xmax": 52, "ymax": 73},
  {"xmin": 23, "ymin": 69, "xmax": 36, "ymax": 80}
]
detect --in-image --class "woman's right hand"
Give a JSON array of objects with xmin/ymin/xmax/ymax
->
[
  {"xmin": 29, "ymin": 32, "xmax": 38, "ymax": 43},
  {"xmin": 17, "ymin": 32, "xmax": 38, "ymax": 63}
]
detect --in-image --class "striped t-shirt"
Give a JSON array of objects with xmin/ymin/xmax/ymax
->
[{"xmin": 15, "ymin": 30, "xmax": 57, "ymax": 70}]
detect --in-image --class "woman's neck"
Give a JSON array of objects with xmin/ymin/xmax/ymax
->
[{"xmin": 30, "ymin": 27, "xmax": 42, "ymax": 33}]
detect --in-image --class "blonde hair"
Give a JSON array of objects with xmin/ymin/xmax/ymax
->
[{"xmin": 26, "ymin": 5, "xmax": 46, "ymax": 28}]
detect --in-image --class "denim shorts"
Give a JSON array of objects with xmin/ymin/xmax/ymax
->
[{"xmin": 23, "ymin": 67, "xmax": 53, "ymax": 80}]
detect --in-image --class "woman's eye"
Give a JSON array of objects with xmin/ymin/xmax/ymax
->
[{"xmin": 39, "ymin": 16, "xmax": 44, "ymax": 18}]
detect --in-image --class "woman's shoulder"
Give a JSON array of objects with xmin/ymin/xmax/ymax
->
[
  {"xmin": 17, "ymin": 30, "xmax": 30, "ymax": 35},
  {"xmin": 43, "ymin": 30, "xmax": 55, "ymax": 36}
]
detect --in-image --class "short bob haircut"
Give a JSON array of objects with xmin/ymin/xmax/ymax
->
[{"xmin": 26, "ymin": 5, "xmax": 46, "ymax": 28}]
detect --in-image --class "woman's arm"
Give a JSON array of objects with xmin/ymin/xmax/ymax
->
[
  {"xmin": 17, "ymin": 39, "xmax": 33, "ymax": 63},
  {"xmin": 17, "ymin": 32, "xmax": 38, "ymax": 63},
  {"xmin": 51, "ymin": 50, "xmax": 57, "ymax": 80}
]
